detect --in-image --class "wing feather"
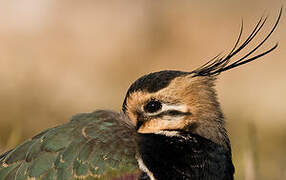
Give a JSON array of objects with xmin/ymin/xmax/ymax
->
[{"xmin": 0, "ymin": 110, "xmax": 139, "ymax": 180}]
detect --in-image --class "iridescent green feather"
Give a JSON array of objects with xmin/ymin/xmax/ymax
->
[{"xmin": 0, "ymin": 110, "xmax": 139, "ymax": 179}]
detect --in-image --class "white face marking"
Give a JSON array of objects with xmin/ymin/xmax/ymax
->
[
  {"xmin": 144, "ymin": 103, "xmax": 187, "ymax": 116},
  {"xmin": 161, "ymin": 115, "xmax": 182, "ymax": 121},
  {"xmin": 154, "ymin": 130, "xmax": 188, "ymax": 139},
  {"xmin": 154, "ymin": 130, "xmax": 180, "ymax": 137},
  {"xmin": 162, "ymin": 104, "xmax": 187, "ymax": 112},
  {"xmin": 137, "ymin": 103, "xmax": 191, "ymax": 134}
]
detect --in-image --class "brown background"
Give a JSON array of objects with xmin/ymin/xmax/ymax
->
[{"xmin": 0, "ymin": 1, "xmax": 285, "ymax": 179}]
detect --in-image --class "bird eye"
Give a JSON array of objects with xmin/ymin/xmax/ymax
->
[{"xmin": 144, "ymin": 100, "xmax": 162, "ymax": 113}]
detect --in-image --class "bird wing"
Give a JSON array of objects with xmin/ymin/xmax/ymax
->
[{"xmin": 0, "ymin": 110, "xmax": 139, "ymax": 180}]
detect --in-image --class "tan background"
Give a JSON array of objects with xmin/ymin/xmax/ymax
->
[{"xmin": 0, "ymin": 0, "xmax": 285, "ymax": 179}]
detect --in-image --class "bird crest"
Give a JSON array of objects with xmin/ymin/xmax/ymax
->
[{"xmin": 123, "ymin": 8, "xmax": 282, "ymax": 147}]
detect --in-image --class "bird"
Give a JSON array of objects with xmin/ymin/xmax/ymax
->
[{"xmin": 0, "ymin": 9, "xmax": 281, "ymax": 180}]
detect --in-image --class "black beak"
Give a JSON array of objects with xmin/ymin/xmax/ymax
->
[
  {"xmin": 136, "ymin": 120, "xmax": 144, "ymax": 131},
  {"xmin": 135, "ymin": 113, "xmax": 145, "ymax": 131}
]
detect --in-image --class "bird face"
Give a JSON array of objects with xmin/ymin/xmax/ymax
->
[
  {"xmin": 123, "ymin": 71, "xmax": 228, "ymax": 146},
  {"xmin": 125, "ymin": 74, "xmax": 193, "ymax": 133}
]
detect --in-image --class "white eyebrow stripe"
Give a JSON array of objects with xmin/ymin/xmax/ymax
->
[
  {"xmin": 161, "ymin": 104, "xmax": 187, "ymax": 112},
  {"xmin": 146, "ymin": 103, "xmax": 188, "ymax": 116}
]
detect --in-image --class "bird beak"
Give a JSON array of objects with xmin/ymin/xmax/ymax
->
[
  {"xmin": 136, "ymin": 120, "xmax": 144, "ymax": 131},
  {"xmin": 135, "ymin": 112, "xmax": 146, "ymax": 131}
]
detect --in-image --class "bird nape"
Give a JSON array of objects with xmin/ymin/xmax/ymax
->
[{"xmin": 0, "ymin": 8, "xmax": 282, "ymax": 180}]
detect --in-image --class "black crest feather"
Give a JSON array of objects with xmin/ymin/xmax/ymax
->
[{"xmin": 192, "ymin": 7, "xmax": 282, "ymax": 77}]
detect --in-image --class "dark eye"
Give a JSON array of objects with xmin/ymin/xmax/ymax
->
[{"xmin": 144, "ymin": 100, "xmax": 162, "ymax": 113}]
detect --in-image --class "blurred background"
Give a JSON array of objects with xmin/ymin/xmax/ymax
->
[{"xmin": 0, "ymin": 0, "xmax": 285, "ymax": 179}]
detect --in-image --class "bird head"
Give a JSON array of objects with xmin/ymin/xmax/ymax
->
[
  {"xmin": 122, "ymin": 71, "xmax": 228, "ymax": 146},
  {"xmin": 122, "ymin": 8, "xmax": 281, "ymax": 147}
]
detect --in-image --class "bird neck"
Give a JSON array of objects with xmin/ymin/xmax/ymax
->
[{"xmin": 137, "ymin": 132, "xmax": 234, "ymax": 180}]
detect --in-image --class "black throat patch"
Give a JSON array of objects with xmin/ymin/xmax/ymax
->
[{"xmin": 138, "ymin": 133, "xmax": 234, "ymax": 180}]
